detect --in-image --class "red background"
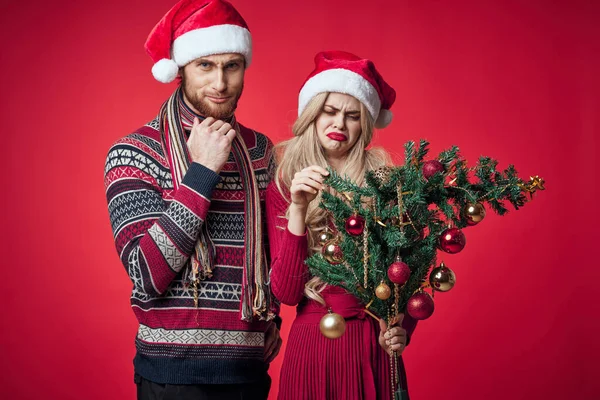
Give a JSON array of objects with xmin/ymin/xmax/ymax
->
[{"xmin": 1, "ymin": 1, "xmax": 598, "ymax": 399}]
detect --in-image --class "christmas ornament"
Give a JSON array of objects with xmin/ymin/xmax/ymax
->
[
  {"xmin": 407, "ymin": 291, "xmax": 435, "ymax": 320},
  {"xmin": 429, "ymin": 262, "xmax": 456, "ymax": 292},
  {"xmin": 388, "ymin": 256, "xmax": 411, "ymax": 285},
  {"xmin": 439, "ymin": 227, "xmax": 466, "ymax": 254},
  {"xmin": 321, "ymin": 239, "xmax": 344, "ymax": 264},
  {"xmin": 422, "ymin": 160, "xmax": 445, "ymax": 179},
  {"xmin": 373, "ymin": 166, "xmax": 392, "ymax": 185},
  {"xmin": 318, "ymin": 230, "xmax": 335, "ymax": 246},
  {"xmin": 519, "ymin": 175, "xmax": 546, "ymax": 197},
  {"xmin": 463, "ymin": 203, "xmax": 486, "ymax": 226},
  {"xmin": 375, "ymin": 282, "xmax": 392, "ymax": 300},
  {"xmin": 320, "ymin": 310, "xmax": 346, "ymax": 339},
  {"xmin": 345, "ymin": 214, "xmax": 366, "ymax": 236}
]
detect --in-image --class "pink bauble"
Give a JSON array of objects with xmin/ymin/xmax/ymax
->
[
  {"xmin": 387, "ymin": 261, "xmax": 411, "ymax": 285},
  {"xmin": 422, "ymin": 160, "xmax": 445, "ymax": 179}
]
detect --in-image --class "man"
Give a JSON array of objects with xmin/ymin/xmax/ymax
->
[{"xmin": 104, "ymin": 1, "xmax": 281, "ymax": 398}]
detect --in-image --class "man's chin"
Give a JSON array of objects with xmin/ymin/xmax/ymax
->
[{"xmin": 200, "ymin": 100, "xmax": 237, "ymax": 120}]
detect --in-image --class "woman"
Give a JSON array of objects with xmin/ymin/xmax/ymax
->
[{"xmin": 266, "ymin": 51, "xmax": 418, "ymax": 399}]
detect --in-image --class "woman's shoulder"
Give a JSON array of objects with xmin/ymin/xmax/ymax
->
[{"xmin": 266, "ymin": 179, "xmax": 291, "ymax": 209}]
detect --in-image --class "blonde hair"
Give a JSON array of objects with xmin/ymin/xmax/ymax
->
[{"xmin": 274, "ymin": 92, "xmax": 391, "ymax": 305}]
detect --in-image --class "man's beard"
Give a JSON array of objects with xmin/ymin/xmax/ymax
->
[{"xmin": 181, "ymin": 75, "xmax": 243, "ymax": 120}]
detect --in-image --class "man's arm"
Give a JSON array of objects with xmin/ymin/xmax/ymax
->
[{"xmin": 105, "ymin": 138, "xmax": 220, "ymax": 296}]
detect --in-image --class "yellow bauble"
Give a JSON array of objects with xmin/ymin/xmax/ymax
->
[
  {"xmin": 318, "ymin": 230, "xmax": 335, "ymax": 246},
  {"xmin": 321, "ymin": 239, "xmax": 344, "ymax": 265},
  {"xmin": 429, "ymin": 262, "xmax": 456, "ymax": 292},
  {"xmin": 463, "ymin": 202, "xmax": 486, "ymax": 226},
  {"xmin": 375, "ymin": 282, "xmax": 392, "ymax": 300},
  {"xmin": 319, "ymin": 311, "xmax": 346, "ymax": 339}
]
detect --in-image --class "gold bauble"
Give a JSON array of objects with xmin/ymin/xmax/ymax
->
[
  {"xmin": 429, "ymin": 262, "xmax": 456, "ymax": 292},
  {"xmin": 375, "ymin": 282, "xmax": 392, "ymax": 300},
  {"xmin": 320, "ymin": 311, "xmax": 346, "ymax": 339},
  {"xmin": 318, "ymin": 230, "xmax": 335, "ymax": 246},
  {"xmin": 321, "ymin": 239, "xmax": 344, "ymax": 265},
  {"xmin": 373, "ymin": 166, "xmax": 393, "ymax": 186},
  {"xmin": 463, "ymin": 202, "xmax": 486, "ymax": 226}
]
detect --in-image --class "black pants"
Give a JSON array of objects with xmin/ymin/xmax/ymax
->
[{"xmin": 135, "ymin": 374, "xmax": 271, "ymax": 400}]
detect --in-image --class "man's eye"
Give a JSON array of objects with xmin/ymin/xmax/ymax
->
[
  {"xmin": 198, "ymin": 62, "xmax": 210, "ymax": 68},
  {"xmin": 226, "ymin": 63, "xmax": 240, "ymax": 69}
]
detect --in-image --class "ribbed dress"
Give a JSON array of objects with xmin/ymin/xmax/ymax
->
[{"xmin": 265, "ymin": 182, "xmax": 417, "ymax": 400}]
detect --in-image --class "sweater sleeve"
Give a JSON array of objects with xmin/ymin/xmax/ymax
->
[
  {"xmin": 104, "ymin": 138, "xmax": 221, "ymax": 296},
  {"xmin": 265, "ymin": 181, "xmax": 310, "ymax": 306}
]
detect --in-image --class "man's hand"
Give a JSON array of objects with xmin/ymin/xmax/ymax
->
[
  {"xmin": 264, "ymin": 321, "xmax": 282, "ymax": 363},
  {"xmin": 187, "ymin": 117, "xmax": 236, "ymax": 173}
]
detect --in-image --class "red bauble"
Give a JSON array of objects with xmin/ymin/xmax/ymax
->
[
  {"xmin": 387, "ymin": 260, "xmax": 411, "ymax": 285},
  {"xmin": 407, "ymin": 291, "xmax": 435, "ymax": 320},
  {"xmin": 422, "ymin": 160, "xmax": 445, "ymax": 179},
  {"xmin": 438, "ymin": 227, "xmax": 466, "ymax": 254},
  {"xmin": 345, "ymin": 215, "xmax": 365, "ymax": 236}
]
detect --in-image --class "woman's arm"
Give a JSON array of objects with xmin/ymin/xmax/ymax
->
[{"xmin": 266, "ymin": 181, "xmax": 310, "ymax": 306}]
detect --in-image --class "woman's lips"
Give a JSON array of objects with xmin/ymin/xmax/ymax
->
[{"xmin": 326, "ymin": 132, "xmax": 347, "ymax": 141}]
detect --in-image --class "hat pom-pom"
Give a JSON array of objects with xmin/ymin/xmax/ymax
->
[
  {"xmin": 152, "ymin": 58, "xmax": 179, "ymax": 83},
  {"xmin": 375, "ymin": 109, "xmax": 393, "ymax": 129}
]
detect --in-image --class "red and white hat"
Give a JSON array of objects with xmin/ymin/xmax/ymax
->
[
  {"xmin": 298, "ymin": 51, "xmax": 396, "ymax": 129},
  {"xmin": 145, "ymin": 0, "xmax": 252, "ymax": 83}
]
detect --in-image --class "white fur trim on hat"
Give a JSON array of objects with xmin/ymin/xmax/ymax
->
[
  {"xmin": 298, "ymin": 68, "xmax": 381, "ymax": 122},
  {"xmin": 375, "ymin": 109, "xmax": 393, "ymax": 129},
  {"xmin": 152, "ymin": 58, "xmax": 180, "ymax": 83},
  {"xmin": 172, "ymin": 24, "xmax": 252, "ymax": 67}
]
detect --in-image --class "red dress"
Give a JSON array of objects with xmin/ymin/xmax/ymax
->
[{"xmin": 266, "ymin": 182, "xmax": 417, "ymax": 400}]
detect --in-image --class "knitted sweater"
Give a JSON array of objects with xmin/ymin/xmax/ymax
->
[{"xmin": 104, "ymin": 100, "xmax": 276, "ymax": 385}]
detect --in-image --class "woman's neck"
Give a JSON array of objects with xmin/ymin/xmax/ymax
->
[{"xmin": 327, "ymin": 155, "xmax": 346, "ymax": 172}]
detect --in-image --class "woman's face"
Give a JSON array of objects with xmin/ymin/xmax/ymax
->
[{"xmin": 315, "ymin": 93, "xmax": 363, "ymax": 163}]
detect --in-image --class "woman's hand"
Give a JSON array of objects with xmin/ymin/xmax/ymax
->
[
  {"xmin": 378, "ymin": 314, "xmax": 408, "ymax": 355},
  {"xmin": 290, "ymin": 165, "xmax": 329, "ymax": 211}
]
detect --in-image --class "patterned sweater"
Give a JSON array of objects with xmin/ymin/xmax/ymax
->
[{"xmin": 104, "ymin": 100, "xmax": 275, "ymax": 385}]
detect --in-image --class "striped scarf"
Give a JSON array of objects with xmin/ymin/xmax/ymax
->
[{"xmin": 158, "ymin": 87, "xmax": 273, "ymax": 321}]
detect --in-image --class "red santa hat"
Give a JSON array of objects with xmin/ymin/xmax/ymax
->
[
  {"xmin": 145, "ymin": 0, "xmax": 252, "ymax": 83},
  {"xmin": 298, "ymin": 51, "xmax": 396, "ymax": 129}
]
